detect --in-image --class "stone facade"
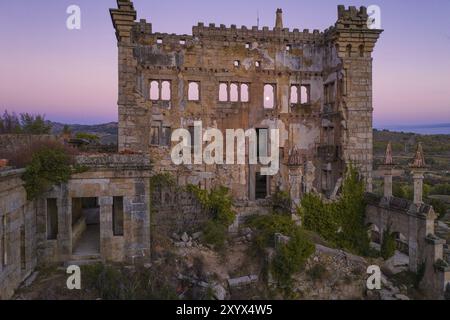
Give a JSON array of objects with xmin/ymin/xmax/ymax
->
[
  {"xmin": 0, "ymin": 169, "xmax": 38, "ymax": 299},
  {"xmin": 110, "ymin": 1, "xmax": 382, "ymax": 202},
  {"xmin": 0, "ymin": 154, "xmax": 152, "ymax": 299}
]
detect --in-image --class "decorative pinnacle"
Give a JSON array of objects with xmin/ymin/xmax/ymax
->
[
  {"xmin": 410, "ymin": 143, "xmax": 426, "ymax": 168},
  {"xmin": 384, "ymin": 142, "xmax": 394, "ymax": 165}
]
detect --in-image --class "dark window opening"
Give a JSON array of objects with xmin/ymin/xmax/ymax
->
[
  {"xmin": 255, "ymin": 173, "xmax": 268, "ymax": 200},
  {"xmin": 113, "ymin": 197, "xmax": 124, "ymax": 236},
  {"xmin": 46, "ymin": 198, "xmax": 58, "ymax": 240}
]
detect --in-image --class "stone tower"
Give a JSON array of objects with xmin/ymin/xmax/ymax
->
[
  {"xmin": 327, "ymin": 6, "xmax": 383, "ymax": 191},
  {"xmin": 275, "ymin": 9, "xmax": 283, "ymax": 29}
]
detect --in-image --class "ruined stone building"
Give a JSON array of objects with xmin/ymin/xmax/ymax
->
[
  {"xmin": 110, "ymin": 1, "xmax": 382, "ymax": 204},
  {"xmin": 1, "ymin": 1, "xmax": 449, "ymax": 300}
]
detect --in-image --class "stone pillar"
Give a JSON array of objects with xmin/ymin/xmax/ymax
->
[
  {"xmin": 383, "ymin": 170, "xmax": 393, "ymax": 198},
  {"xmin": 412, "ymin": 170, "xmax": 424, "ymax": 205},
  {"xmin": 99, "ymin": 196, "xmax": 113, "ymax": 260}
]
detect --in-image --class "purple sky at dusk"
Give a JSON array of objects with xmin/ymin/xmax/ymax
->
[{"xmin": 0, "ymin": 0, "xmax": 449, "ymax": 126}]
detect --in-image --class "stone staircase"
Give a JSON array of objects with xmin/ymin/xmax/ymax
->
[{"xmin": 64, "ymin": 254, "xmax": 102, "ymax": 267}]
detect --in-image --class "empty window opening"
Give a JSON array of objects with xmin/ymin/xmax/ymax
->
[
  {"xmin": 255, "ymin": 172, "xmax": 268, "ymax": 200},
  {"xmin": 301, "ymin": 85, "xmax": 310, "ymax": 104},
  {"xmin": 219, "ymin": 83, "xmax": 228, "ymax": 102},
  {"xmin": 20, "ymin": 225, "xmax": 25, "ymax": 270},
  {"xmin": 264, "ymin": 84, "xmax": 275, "ymax": 109},
  {"xmin": 151, "ymin": 121, "xmax": 161, "ymax": 146},
  {"xmin": 290, "ymin": 85, "xmax": 299, "ymax": 104},
  {"xmin": 113, "ymin": 197, "xmax": 124, "ymax": 236},
  {"xmin": 188, "ymin": 82, "xmax": 200, "ymax": 101},
  {"xmin": 234, "ymin": 60, "xmax": 240, "ymax": 67},
  {"xmin": 240, "ymin": 84, "xmax": 249, "ymax": 102},
  {"xmin": 46, "ymin": 198, "xmax": 58, "ymax": 240},
  {"xmin": 1, "ymin": 215, "xmax": 7, "ymax": 268},
  {"xmin": 359, "ymin": 44, "xmax": 364, "ymax": 57},
  {"xmin": 245, "ymin": 43, "xmax": 251, "ymax": 49},
  {"xmin": 230, "ymin": 83, "xmax": 239, "ymax": 102},
  {"xmin": 218, "ymin": 83, "xmax": 250, "ymax": 103},
  {"xmin": 161, "ymin": 81, "xmax": 171, "ymax": 101},
  {"xmin": 156, "ymin": 38, "xmax": 163, "ymax": 44},
  {"xmin": 324, "ymin": 82, "xmax": 335, "ymax": 105},
  {"xmin": 286, "ymin": 44, "xmax": 292, "ymax": 51},
  {"xmin": 161, "ymin": 126, "xmax": 172, "ymax": 147},
  {"xmin": 255, "ymin": 61, "xmax": 261, "ymax": 68},
  {"xmin": 179, "ymin": 39, "xmax": 186, "ymax": 45},
  {"xmin": 150, "ymin": 80, "xmax": 160, "ymax": 100},
  {"xmin": 256, "ymin": 128, "xmax": 269, "ymax": 158},
  {"xmin": 346, "ymin": 44, "xmax": 352, "ymax": 57}
]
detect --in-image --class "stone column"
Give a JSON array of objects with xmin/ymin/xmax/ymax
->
[
  {"xmin": 412, "ymin": 170, "xmax": 425, "ymax": 205},
  {"xmin": 383, "ymin": 169, "xmax": 393, "ymax": 198},
  {"xmin": 99, "ymin": 196, "xmax": 113, "ymax": 260}
]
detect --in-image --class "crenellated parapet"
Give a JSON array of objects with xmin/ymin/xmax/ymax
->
[{"xmin": 192, "ymin": 23, "xmax": 323, "ymax": 43}]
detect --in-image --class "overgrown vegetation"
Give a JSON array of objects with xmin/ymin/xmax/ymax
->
[
  {"xmin": 380, "ymin": 227, "xmax": 396, "ymax": 260},
  {"xmin": 186, "ymin": 185, "xmax": 236, "ymax": 250},
  {"xmin": 247, "ymin": 213, "xmax": 314, "ymax": 288},
  {"xmin": 0, "ymin": 110, "xmax": 51, "ymax": 134},
  {"xmin": 82, "ymin": 263, "xmax": 178, "ymax": 300},
  {"xmin": 300, "ymin": 166, "xmax": 371, "ymax": 256},
  {"xmin": 75, "ymin": 132, "xmax": 100, "ymax": 143},
  {"xmin": 19, "ymin": 142, "xmax": 83, "ymax": 200}
]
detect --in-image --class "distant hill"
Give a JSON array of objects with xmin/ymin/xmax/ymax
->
[{"xmin": 49, "ymin": 121, "xmax": 118, "ymax": 145}]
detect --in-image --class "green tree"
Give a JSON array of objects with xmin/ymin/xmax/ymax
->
[
  {"xmin": 22, "ymin": 147, "xmax": 73, "ymax": 200},
  {"xmin": 380, "ymin": 228, "xmax": 396, "ymax": 260},
  {"xmin": 20, "ymin": 113, "xmax": 52, "ymax": 134}
]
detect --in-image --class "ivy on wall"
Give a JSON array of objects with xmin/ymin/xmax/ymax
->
[{"xmin": 299, "ymin": 166, "xmax": 371, "ymax": 256}]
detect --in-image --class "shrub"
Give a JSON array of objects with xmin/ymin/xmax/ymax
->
[
  {"xmin": 299, "ymin": 166, "xmax": 371, "ymax": 256},
  {"xmin": 247, "ymin": 214, "xmax": 314, "ymax": 287},
  {"xmin": 380, "ymin": 228, "xmax": 396, "ymax": 260},
  {"xmin": 21, "ymin": 144, "xmax": 79, "ymax": 200},
  {"xmin": 75, "ymin": 132, "xmax": 100, "ymax": 143},
  {"xmin": 271, "ymin": 230, "xmax": 315, "ymax": 286},
  {"xmin": 82, "ymin": 263, "xmax": 178, "ymax": 300},
  {"xmin": 186, "ymin": 185, "xmax": 236, "ymax": 250},
  {"xmin": 307, "ymin": 264, "xmax": 328, "ymax": 282},
  {"xmin": 271, "ymin": 190, "xmax": 292, "ymax": 215}
]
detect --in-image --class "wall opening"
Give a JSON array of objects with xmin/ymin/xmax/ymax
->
[
  {"xmin": 241, "ymin": 84, "xmax": 249, "ymax": 102},
  {"xmin": 230, "ymin": 83, "xmax": 239, "ymax": 102},
  {"xmin": 255, "ymin": 172, "xmax": 268, "ymax": 199},
  {"xmin": 150, "ymin": 80, "xmax": 160, "ymax": 100},
  {"xmin": 264, "ymin": 84, "xmax": 275, "ymax": 109},
  {"xmin": 113, "ymin": 197, "xmax": 124, "ymax": 236},
  {"xmin": 300, "ymin": 85, "xmax": 310, "ymax": 105},
  {"xmin": 72, "ymin": 198, "xmax": 100, "ymax": 256},
  {"xmin": 46, "ymin": 198, "xmax": 58, "ymax": 240},
  {"xmin": 290, "ymin": 85, "xmax": 299, "ymax": 104},
  {"xmin": 188, "ymin": 82, "xmax": 200, "ymax": 101},
  {"xmin": 219, "ymin": 83, "xmax": 228, "ymax": 102},
  {"xmin": 256, "ymin": 128, "xmax": 268, "ymax": 158},
  {"xmin": 161, "ymin": 81, "xmax": 171, "ymax": 101}
]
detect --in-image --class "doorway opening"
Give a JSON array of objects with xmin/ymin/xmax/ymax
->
[{"xmin": 72, "ymin": 197, "xmax": 100, "ymax": 256}]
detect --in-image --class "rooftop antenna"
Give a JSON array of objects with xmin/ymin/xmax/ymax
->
[{"xmin": 257, "ymin": 10, "xmax": 260, "ymax": 28}]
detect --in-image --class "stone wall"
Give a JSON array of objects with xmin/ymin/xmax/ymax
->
[
  {"xmin": 0, "ymin": 169, "xmax": 38, "ymax": 300},
  {"xmin": 110, "ymin": 1, "xmax": 382, "ymax": 202}
]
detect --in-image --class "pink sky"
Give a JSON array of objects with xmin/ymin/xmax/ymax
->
[{"xmin": 0, "ymin": 0, "xmax": 449, "ymax": 126}]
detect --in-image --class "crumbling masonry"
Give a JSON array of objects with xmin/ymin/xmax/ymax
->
[{"xmin": 110, "ymin": 1, "xmax": 382, "ymax": 202}]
